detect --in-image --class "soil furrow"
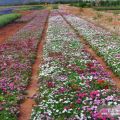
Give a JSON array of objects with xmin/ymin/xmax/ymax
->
[
  {"xmin": 18, "ymin": 11, "xmax": 50, "ymax": 120},
  {"xmin": 0, "ymin": 22, "xmax": 26, "ymax": 44}
]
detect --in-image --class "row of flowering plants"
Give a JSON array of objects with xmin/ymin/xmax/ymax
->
[
  {"xmin": 60, "ymin": 11, "xmax": 120, "ymax": 77},
  {"xmin": 31, "ymin": 11, "xmax": 120, "ymax": 120},
  {"xmin": 16, "ymin": 10, "xmax": 39, "ymax": 22},
  {"xmin": 0, "ymin": 10, "xmax": 49, "ymax": 120}
]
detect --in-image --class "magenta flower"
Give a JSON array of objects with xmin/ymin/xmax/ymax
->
[
  {"xmin": 9, "ymin": 82, "xmax": 14, "ymax": 91},
  {"xmin": 90, "ymin": 90, "xmax": 100, "ymax": 99},
  {"xmin": 47, "ymin": 82, "xmax": 55, "ymax": 88}
]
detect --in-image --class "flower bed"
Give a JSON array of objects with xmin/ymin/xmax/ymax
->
[
  {"xmin": 16, "ymin": 11, "xmax": 38, "ymax": 22},
  {"xmin": 31, "ymin": 11, "xmax": 120, "ymax": 120},
  {"xmin": 60, "ymin": 11, "xmax": 120, "ymax": 77},
  {"xmin": 0, "ymin": 10, "xmax": 49, "ymax": 120}
]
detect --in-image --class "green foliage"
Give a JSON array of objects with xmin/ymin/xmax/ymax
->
[
  {"xmin": 99, "ymin": 0, "xmax": 120, "ymax": 7},
  {"xmin": 94, "ymin": 6, "xmax": 120, "ymax": 11},
  {"xmin": 52, "ymin": 4, "xmax": 58, "ymax": 9},
  {"xmin": 15, "ymin": 5, "xmax": 45, "ymax": 11},
  {"xmin": 0, "ymin": 13, "xmax": 21, "ymax": 27},
  {"xmin": 70, "ymin": 0, "xmax": 120, "ymax": 8},
  {"xmin": 70, "ymin": 2, "xmax": 91, "ymax": 8},
  {"xmin": 31, "ymin": 5, "xmax": 45, "ymax": 10},
  {"xmin": 0, "ymin": 110, "xmax": 16, "ymax": 120}
]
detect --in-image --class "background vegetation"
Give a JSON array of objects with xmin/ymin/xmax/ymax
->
[{"xmin": 0, "ymin": 13, "xmax": 21, "ymax": 27}]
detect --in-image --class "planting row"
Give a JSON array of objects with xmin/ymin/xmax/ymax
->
[
  {"xmin": 60, "ymin": 11, "xmax": 120, "ymax": 77},
  {"xmin": 0, "ymin": 10, "xmax": 49, "ymax": 120},
  {"xmin": 31, "ymin": 11, "xmax": 120, "ymax": 120},
  {"xmin": 16, "ymin": 11, "xmax": 39, "ymax": 22}
]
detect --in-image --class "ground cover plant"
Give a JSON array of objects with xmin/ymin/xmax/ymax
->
[
  {"xmin": 60, "ymin": 11, "xmax": 120, "ymax": 77},
  {"xmin": 0, "ymin": 10, "xmax": 49, "ymax": 120},
  {"xmin": 0, "ymin": 13, "xmax": 21, "ymax": 27},
  {"xmin": 31, "ymin": 10, "xmax": 120, "ymax": 120}
]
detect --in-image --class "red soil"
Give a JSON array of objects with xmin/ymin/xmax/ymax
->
[
  {"xmin": 17, "ymin": 11, "xmax": 33, "ymax": 16},
  {"xmin": 18, "ymin": 11, "xmax": 50, "ymax": 120},
  {"xmin": 0, "ymin": 22, "xmax": 26, "ymax": 44}
]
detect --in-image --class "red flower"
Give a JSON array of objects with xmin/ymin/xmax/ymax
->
[
  {"xmin": 86, "ymin": 63, "xmax": 94, "ymax": 68},
  {"xmin": 47, "ymin": 82, "xmax": 55, "ymax": 88},
  {"xmin": 104, "ymin": 85, "xmax": 109, "ymax": 89},
  {"xmin": 97, "ymin": 80, "xmax": 105, "ymax": 84}
]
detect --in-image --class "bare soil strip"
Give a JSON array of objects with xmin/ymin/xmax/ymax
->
[
  {"xmin": 59, "ymin": 12, "xmax": 120, "ymax": 89},
  {"xmin": 0, "ymin": 22, "xmax": 26, "ymax": 44},
  {"xmin": 18, "ymin": 11, "xmax": 50, "ymax": 120}
]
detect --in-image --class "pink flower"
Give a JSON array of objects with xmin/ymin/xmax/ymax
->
[
  {"xmin": 77, "ymin": 93, "xmax": 87, "ymax": 98},
  {"xmin": 93, "ymin": 108, "xmax": 114, "ymax": 120},
  {"xmin": 59, "ymin": 87, "xmax": 68, "ymax": 93},
  {"xmin": 9, "ymin": 82, "xmax": 14, "ymax": 90},
  {"xmin": 90, "ymin": 90, "xmax": 99, "ymax": 99},
  {"xmin": 76, "ymin": 98, "xmax": 81, "ymax": 104}
]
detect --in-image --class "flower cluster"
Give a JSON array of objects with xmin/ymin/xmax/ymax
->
[
  {"xmin": 31, "ymin": 11, "xmax": 120, "ymax": 120},
  {"xmin": 0, "ymin": 10, "xmax": 49, "ymax": 119},
  {"xmin": 60, "ymin": 11, "xmax": 120, "ymax": 77}
]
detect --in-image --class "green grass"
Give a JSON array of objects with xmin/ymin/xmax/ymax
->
[
  {"xmin": 0, "ymin": 13, "xmax": 21, "ymax": 27},
  {"xmin": 94, "ymin": 6, "xmax": 120, "ymax": 11},
  {"xmin": 70, "ymin": 2, "xmax": 91, "ymax": 8},
  {"xmin": 15, "ymin": 5, "xmax": 45, "ymax": 11},
  {"xmin": 52, "ymin": 4, "xmax": 58, "ymax": 9}
]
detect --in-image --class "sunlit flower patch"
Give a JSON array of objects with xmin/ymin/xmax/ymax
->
[
  {"xmin": 0, "ymin": 10, "xmax": 49, "ymax": 119},
  {"xmin": 60, "ymin": 11, "xmax": 120, "ymax": 77},
  {"xmin": 16, "ymin": 11, "xmax": 38, "ymax": 22},
  {"xmin": 31, "ymin": 11, "xmax": 120, "ymax": 120}
]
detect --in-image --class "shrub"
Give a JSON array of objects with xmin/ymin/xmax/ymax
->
[
  {"xmin": 52, "ymin": 4, "xmax": 58, "ymax": 9},
  {"xmin": 0, "ymin": 13, "xmax": 21, "ymax": 27}
]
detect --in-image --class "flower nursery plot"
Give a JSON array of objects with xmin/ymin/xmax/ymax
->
[
  {"xmin": 0, "ymin": 5, "xmax": 120, "ymax": 120},
  {"xmin": 0, "ymin": 10, "xmax": 49, "ymax": 120},
  {"xmin": 59, "ymin": 11, "xmax": 120, "ymax": 77},
  {"xmin": 31, "ymin": 11, "xmax": 120, "ymax": 120}
]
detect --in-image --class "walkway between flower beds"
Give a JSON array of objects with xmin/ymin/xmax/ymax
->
[
  {"xmin": 18, "ymin": 11, "xmax": 50, "ymax": 120},
  {"xmin": 59, "ymin": 11, "xmax": 120, "ymax": 89}
]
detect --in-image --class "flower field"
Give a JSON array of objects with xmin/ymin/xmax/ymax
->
[
  {"xmin": 0, "ymin": 6, "xmax": 120, "ymax": 120},
  {"xmin": 60, "ymin": 11, "xmax": 120, "ymax": 77},
  {"xmin": 31, "ymin": 11, "xmax": 120, "ymax": 120},
  {"xmin": 0, "ymin": 10, "xmax": 49, "ymax": 119},
  {"xmin": 16, "ymin": 11, "xmax": 38, "ymax": 22}
]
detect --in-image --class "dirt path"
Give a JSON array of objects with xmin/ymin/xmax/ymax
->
[
  {"xmin": 0, "ymin": 22, "xmax": 26, "ymax": 44},
  {"xmin": 18, "ymin": 12, "xmax": 50, "ymax": 120},
  {"xmin": 59, "ymin": 12, "xmax": 120, "ymax": 89}
]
